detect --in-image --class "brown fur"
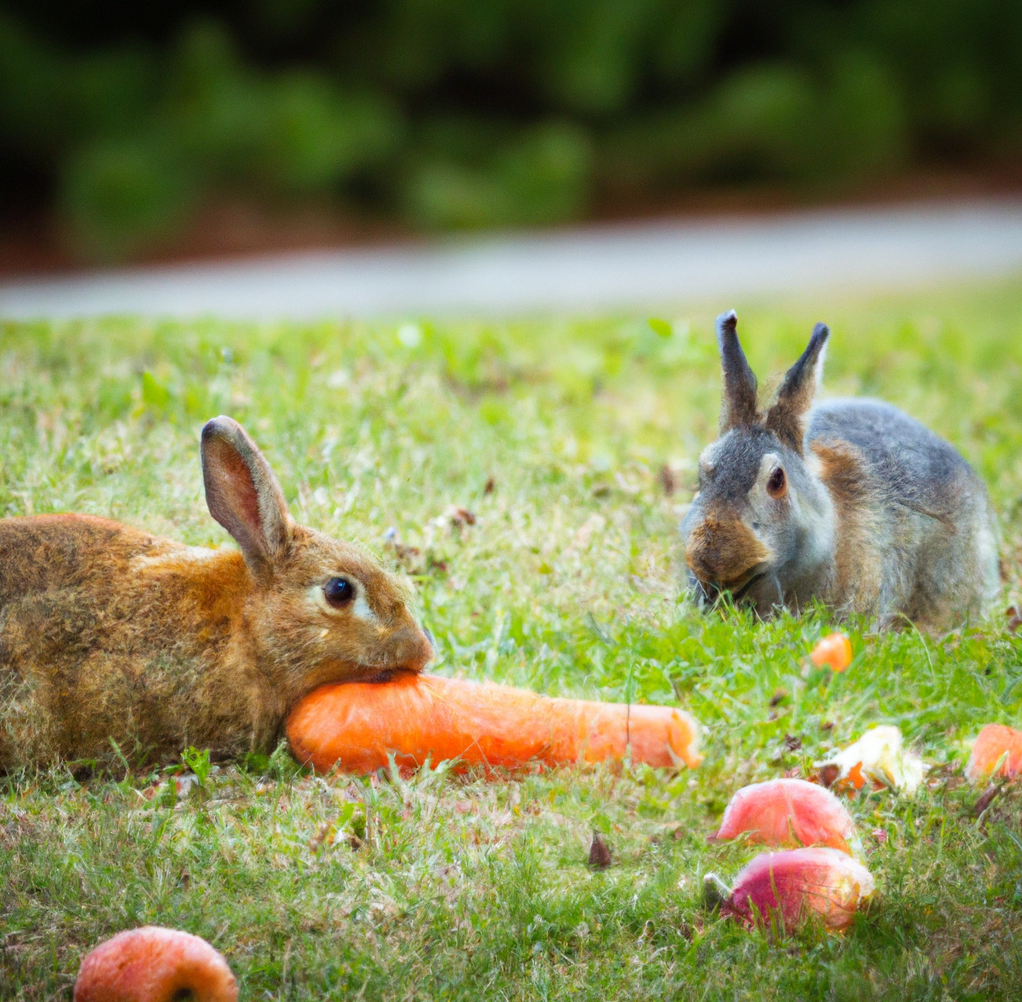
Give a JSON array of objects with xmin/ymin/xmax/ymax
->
[
  {"xmin": 0, "ymin": 419, "xmax": 432, "ymax": 770},
  {"xmin": 810, "ymin": 442, "xmax": 885, "ymax": 613},
  {"xmin": 686, "ymin": 509, "xmax": 772, "ymax": 589},
  {"xmin": 764, "ymin": 405, "xmax": 805, "ymax": 455}
]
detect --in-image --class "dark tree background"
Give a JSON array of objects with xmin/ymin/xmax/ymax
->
[{"xmin": 1, "ymin": 0, "xmax": 1020, "ymax": 260}]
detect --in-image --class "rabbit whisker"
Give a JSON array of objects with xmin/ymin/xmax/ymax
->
[
  {"xmin": 730, "ymin": 571, "xmax": 769, "ymax": 602},
  {"xmin": 699, "ymin": 561, "xmax": 772, "ymax": 604}
]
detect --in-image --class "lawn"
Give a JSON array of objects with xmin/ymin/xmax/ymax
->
[{"xmin": 2, "ymin": 283, "xmax": 1022, "ymax": 1000}]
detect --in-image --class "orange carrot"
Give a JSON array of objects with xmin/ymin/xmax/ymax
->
[
  {"xmin": 287, "ymin": 672, "xmax": 702, "ymax": 775},
  {"xmin": 74, "ymin": 927, "xmax": 237, "ymax": 1002},
  {"xmin": 811, "ymin": 632, "xmax": 853, "ymax": 672},
  {"xmin": 965, "ymin": 723, "xmax": 1022, "ymax": 784}
]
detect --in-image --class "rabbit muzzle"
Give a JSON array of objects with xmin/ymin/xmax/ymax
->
[
  {"xmin": 292, "ymin": 624, "xmax": 433, "ymax": 698},
  {"xmin": 385, "ymin": 625, "xmax": 434, "ymax": 674},
  {"xmin": 685, "ymin": 516, "xmax": 772, "ymax": 597},
  {"xmin": 691, "ymin": 560, "xmax": 773, "ymax": 604}
]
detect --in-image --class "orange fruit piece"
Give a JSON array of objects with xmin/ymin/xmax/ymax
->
[
  {"xmin": 287, "ymin": 672, "xmax": 702, "ymax": 775},
  {"xmin": 74, "ymin": 927, "xmax": 237, "ymax": 1002},
  {"xmin": 811, "ymin": 632, "xmax": 853, "ymax": 672},
  {"xmin": 965, "ymin": 723, "xmax": 1022, "ymax": 784},
  {"xmin": 710, "ymin": 778, "xmax": 856, "ymax": 854}
]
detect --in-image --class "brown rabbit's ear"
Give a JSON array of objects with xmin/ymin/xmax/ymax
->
[
  {"xmin": 765, "ymin": 322, "xmax": 830, "ymax": 454},
  {"xmin": 201, "ymin": 416, "xmax": 291, "ymax": 580},
  {"xmin": 716, "ymin": 310, "xmax": 760, "ymax": 434}
]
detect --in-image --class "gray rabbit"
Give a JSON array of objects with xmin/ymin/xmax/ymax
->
[{"xmin": 681, "ymin": 311, "xmax": 999, "ymax": 628}]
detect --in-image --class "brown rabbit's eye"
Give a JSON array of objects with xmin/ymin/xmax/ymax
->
[
  {"xmin": 324, "ymin": 577, "xmax": 355, "ymax": 607},
  {"xmin": 767, "ymin": 467, "xmax": 787, "ymax": 498}
]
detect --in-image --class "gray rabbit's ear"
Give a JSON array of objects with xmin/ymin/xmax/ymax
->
[
  {"xmin": 201, "ymin": 416, "xmax": 291, "ymax": 581},
  {"xmin": 765, "ymin": 323, "xmax": 830, "ymax": 454},
  {"xmin": 716, "ymin": 310, "xmax": 760, "ymax": 433}
]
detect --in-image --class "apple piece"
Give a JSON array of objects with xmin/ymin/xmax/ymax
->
[
  {"xmin": 721, "ymin": 847, "xmax": 875, "ymax": 933},
  {"xmin": 74, "ymin": 926, "xmax": 237, "ymax": 1002},
  {"xmin": 964, "ymin": 723, "xmax": 1022, "ymax": 784},
  {"xmin": 711, "ymin": 778, "xmax": 856, "ymax": 854},
  {"xmin": 817, "ymin": 725, "xmax": 924, "ymax": 795}
]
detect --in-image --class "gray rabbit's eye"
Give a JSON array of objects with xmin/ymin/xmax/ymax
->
[
  {"xmin": 324, "ymin": 577, "xmax": 355, "ymax": 607},
  {"xmin": 767, "ymin": 467, "xmax": 787, "ymax": 498}
]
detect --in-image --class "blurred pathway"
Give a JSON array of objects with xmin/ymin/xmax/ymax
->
[{"xmin": 2, "ymin": 200, "xmax": 1021, "ymax": 320}]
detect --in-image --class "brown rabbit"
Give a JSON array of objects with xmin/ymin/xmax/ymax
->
[{"xmin": 0, "ymin": 416, "xmax": 433, "ymax": 770}]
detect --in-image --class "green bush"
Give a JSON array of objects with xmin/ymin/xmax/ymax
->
[
  {"xmin": 0, "ymin": 0, "xmax": 1020, "ymax": 259},
  {"xmin": 407, "ymin": 120, "xmax": 592, "ymax": 229},
  {"xmin": 602, "ymin": 54, "xmax": 908, "ymax": 192}
]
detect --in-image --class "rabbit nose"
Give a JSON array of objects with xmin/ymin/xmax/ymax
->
[
  {"xmin": 685, "ymin": 543, "xmax": 726, "ymax": 587},
  {"xmin": 393, "ymin": 626, "xmax": 433, "ymax": 672},
  {"xmin": 686, "ymin": 515, "xmax": 770, "ymax": 587}
]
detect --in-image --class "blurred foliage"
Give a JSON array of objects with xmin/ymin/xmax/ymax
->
[{"xmin": 0, "ymin": 1, "xmax": 1020, "ymax": 259}]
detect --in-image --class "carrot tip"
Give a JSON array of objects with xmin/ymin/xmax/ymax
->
[{"xmin": 810, "ymin": 632, "xmax": 853, "ymax": 672}]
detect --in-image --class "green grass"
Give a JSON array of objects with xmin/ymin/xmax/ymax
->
[{"xmin": 3, "ymin": 282, "xmax": 1022, "ymax": 1000}]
